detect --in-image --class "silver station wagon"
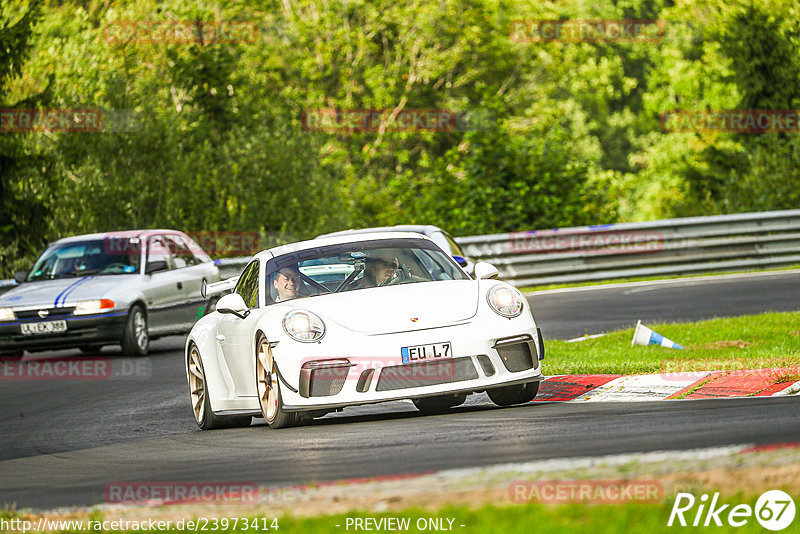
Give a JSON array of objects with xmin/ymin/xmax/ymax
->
[{"xmin": 0, "ymin": 230, "xmax": 220, "ymax": 356}]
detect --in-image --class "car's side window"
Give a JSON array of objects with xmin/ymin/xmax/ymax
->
[
  {"xmin": 183, "ymin": 235, "xmax": 211, "ymax": 264},
  {"xmin": 147, "ymin": 236, "xmax": 174, "ymax": 272},
  {"xmin": 235, "ymin": 261, "xmax": 259, "ymax": 309},
  {"xmin": 442, "ymin": 232, "xmax": 465, "ymax": 257},
  {"xmin": 165, "ymin": 235, "xmax": 199, "ymax": 268}
]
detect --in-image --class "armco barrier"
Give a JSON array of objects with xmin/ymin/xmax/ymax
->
[
  {"xmin": 2, "ymin": 210, "xmax": 798, "ymax": 291},
  {"xmin": 455, "ymin": 209, "xmax": 800, "ymax": 286}
]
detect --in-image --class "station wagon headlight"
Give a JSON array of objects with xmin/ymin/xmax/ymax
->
[
  {"xmin": 74, "ymin": 299, "xmax": 116, "ymax": 315},
  {"xmin": 0, "ymin": 308, "xmax": 14, "ymax": 321},
  {"xmin": 487, "ymin": 285, "xmax": 523, "ymax": 318},
  {"xmin": 282, "ymin": 310, "xmax": 325, "ymax": 342}
]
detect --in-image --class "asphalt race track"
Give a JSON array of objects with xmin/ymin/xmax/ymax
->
[
  {"xmin": 531, "ymin": 270, "xmax": 800, "ymax": 339},
  {"xmin": 1, "ymin": 271, "xmax": 799, "ymax": 509}
]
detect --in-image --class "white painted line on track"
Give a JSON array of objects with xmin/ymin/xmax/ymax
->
[
  {"xmin": 528, "ymin": 269, "xmax": 800, "ymax": 296},
  {"xmin": 435, "ymin": 445, "xmax": 749, "ymax": 480}
]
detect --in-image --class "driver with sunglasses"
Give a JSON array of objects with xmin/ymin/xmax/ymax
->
[{"xmin": 359, "ymin": 252, "xmax": 400, "ymax": 288}]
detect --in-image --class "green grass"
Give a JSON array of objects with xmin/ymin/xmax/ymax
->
[
  {"xmin": 545, "ymin": 311, "xmax": 800, "ymax": 376},
  {"xmin": 2, "ymin": 499, "xmax": 777, "ymax": 533},
  {"xmin": 519, "ymin": 265, "xmax": 800, "ymax": 292}
]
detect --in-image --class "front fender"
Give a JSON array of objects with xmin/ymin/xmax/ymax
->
[{"xmin": 185, "ymin": 315, "xmax": 233, "ymax": 414}]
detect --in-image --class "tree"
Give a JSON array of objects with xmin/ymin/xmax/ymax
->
[{"xmin": 0, "ymin": 0, "xmax": 52, "ymax": 276}]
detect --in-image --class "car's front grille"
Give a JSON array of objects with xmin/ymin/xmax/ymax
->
[
  {"xmin": 375, "ymin": 357, "xmax": 478, "ymax": 391},
  {"xmin": 14, "ymin": 307, "xmax": 76, "ymax": 319}
]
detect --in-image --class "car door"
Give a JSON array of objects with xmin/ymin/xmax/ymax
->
[
  {"xmin": 164, "ymin": 233, "xmax": 212, "ymax": 328},
  {"xmin": 140, "ymin": 235, "xmax": 186, "ymax": 335},
  {"xmin": 216, "ymin": 259, "xmax": 260, "ymax": 397}
]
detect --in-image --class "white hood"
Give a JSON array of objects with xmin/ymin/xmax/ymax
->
[{"xmin": 301, "ymin": 280, "xmax": 479, "ymax": 334}]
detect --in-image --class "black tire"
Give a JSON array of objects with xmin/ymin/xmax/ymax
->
[
  {"xmin": 255, "ymin": 334, "xmax": 297, "ymax": 429},
  {"xmin": 413, "ymin": 393, "xmax": 467, "ymax": 414},
  {"xmin": 121, "ymin": 305, "xmax": 149, "ymax": 357},
  {"xmin": 487, "ymin": 381, "xmax": 540, "ymax": 407},
  {"xmin": 188, "ymin": 343, "xmax": 252, "ymax": 430},
  {"xmin": 79, "ymin": 345, "xmax": 103, "ymax": 354}
]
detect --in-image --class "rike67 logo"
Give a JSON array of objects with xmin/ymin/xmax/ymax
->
[{"xmin": 669, "ymin": 491, "xmax": 796, "ymax": 531}]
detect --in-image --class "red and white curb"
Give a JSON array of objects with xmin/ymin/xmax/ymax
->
[{"xmin": 538, "ymin": 369, "xmax": 800, "ymax": 402}]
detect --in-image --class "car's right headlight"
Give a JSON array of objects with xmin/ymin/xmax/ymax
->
[
  {"xmin": 282, "ymin": 310, "xmax": 326, "ymax": 342},
  {"xmin": 487, "ymin": 285, "xmax": 524, "ymax": 318},
  {"xmin": 0, "ymin": 308, "xmax": 14, "ymax": 321}
]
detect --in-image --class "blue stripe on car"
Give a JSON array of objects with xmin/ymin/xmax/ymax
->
[
  {"xmin": 54, "ymin": 277, "xmax": 86, "ymax": 306},
  {"xmin": 55, "ymin": 276, "xmax": 95, "ymax": 307}
]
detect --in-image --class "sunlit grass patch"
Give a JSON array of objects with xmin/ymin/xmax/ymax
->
[{"xmin": 545, "ymin": 312, "xmax": 800, "ymax": 375}]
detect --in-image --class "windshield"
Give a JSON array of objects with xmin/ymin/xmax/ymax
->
[
  {"xmin": 27, "ymin": 239, "xmax": 141, "ymax": 280},
  {"xmin": 265, "ymin": 238, "xmax": 468, "ymax": 304}
]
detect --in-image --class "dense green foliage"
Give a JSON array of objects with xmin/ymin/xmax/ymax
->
[{"xmin": 1, "ymin": 0, "xmax": 799, "ymax": 274}]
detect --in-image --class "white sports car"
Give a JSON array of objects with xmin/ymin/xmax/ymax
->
[{"xmin": 185, "ymin": 232, "xmax": 544, "ymax": 429}]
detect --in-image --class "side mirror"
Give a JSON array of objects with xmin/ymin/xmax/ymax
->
[
  {"xmin": 13, "ymin": 271, "xmax": 27, "ymax": 283},
  {"xmin": 474, "ymin": 262, "xmax": 499, "ymax": 280},
  {"xmin": 216, "ymin": 293, "xmax": 250, "ymax": 319},
  {"xmin": 452, "ymin": 255, "xmax": 468, "ymax": 268},
  {"xmin": 145, "ymin": 260, "xmax": 168, "ymax": 274}
]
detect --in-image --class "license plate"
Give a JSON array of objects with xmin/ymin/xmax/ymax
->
[
  {"xmin": 401, "ymin": 342, "xmax": 452, "ymax": 364},
  {"xmin": 20, "ymin": 320, "xmax": 68, "ymax": 335}
]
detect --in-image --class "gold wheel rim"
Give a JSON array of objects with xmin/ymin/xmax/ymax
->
[
  {"xmin": 256, "ymin": 339, "xmax": 278, "ymax": 421},
  {"xmin": 188, "ymin": 347, "xmax": 205, "ymax": 424}
]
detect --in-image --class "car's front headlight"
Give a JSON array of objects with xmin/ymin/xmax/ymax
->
[
  {"xmin": 73, "ymin": 299, "xmax": 116, "ymax": 315},
  {"xmin": 0, "ymin": 308, "xmax": 14, "ymax": 321},
  {"xmin": 282, "ymin": 310, "xmax": 326, "ymax": 342},
  {"xmin": 487, "ymin": 285, "xmax": 523, "ymax": 318}
]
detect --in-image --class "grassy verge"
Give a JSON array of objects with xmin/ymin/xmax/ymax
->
[
  {"xmin": 545, "ymin": 311, "xmax": 800, "ymax": 376},
  {"xmin": 1, "ymin": 499, "xmax": 777, "ymax": 533},
  {"xmin": 519, "ymin": 265, "xmax": 800, "ymax": 292}
]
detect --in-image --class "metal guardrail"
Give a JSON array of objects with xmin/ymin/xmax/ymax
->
[
  {"xmin": 455, "ymin": 209, "xmax": 800, "ymax": 286},
  {"xmin": 2, "ymin": 210, "xmax": 798, "ymax": 292}
]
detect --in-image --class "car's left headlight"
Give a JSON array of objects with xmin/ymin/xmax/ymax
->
[
  {"xmin": 74, "ymin": 299, "xmax": 116, "ymax": 315},
  {"xmin": 487, "ymin": 285, "xmax": 523, "ymax": 318},
  {"xmin": 282, "ymin": 310, "xmax": 326, "ymax": 342},
  {"xmin": 0, "ymin": 308, "xmax": 14, "ymax": 321}
]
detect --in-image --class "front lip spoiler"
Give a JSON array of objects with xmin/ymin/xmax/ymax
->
[{"xmin": 282, "ymin": 373, "xmax": 544, "ymax": 412}]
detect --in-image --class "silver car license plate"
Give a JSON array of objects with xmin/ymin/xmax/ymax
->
[{"xmin": 20, "ymin": 320, "xmax": 68, "ymax": 335}]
